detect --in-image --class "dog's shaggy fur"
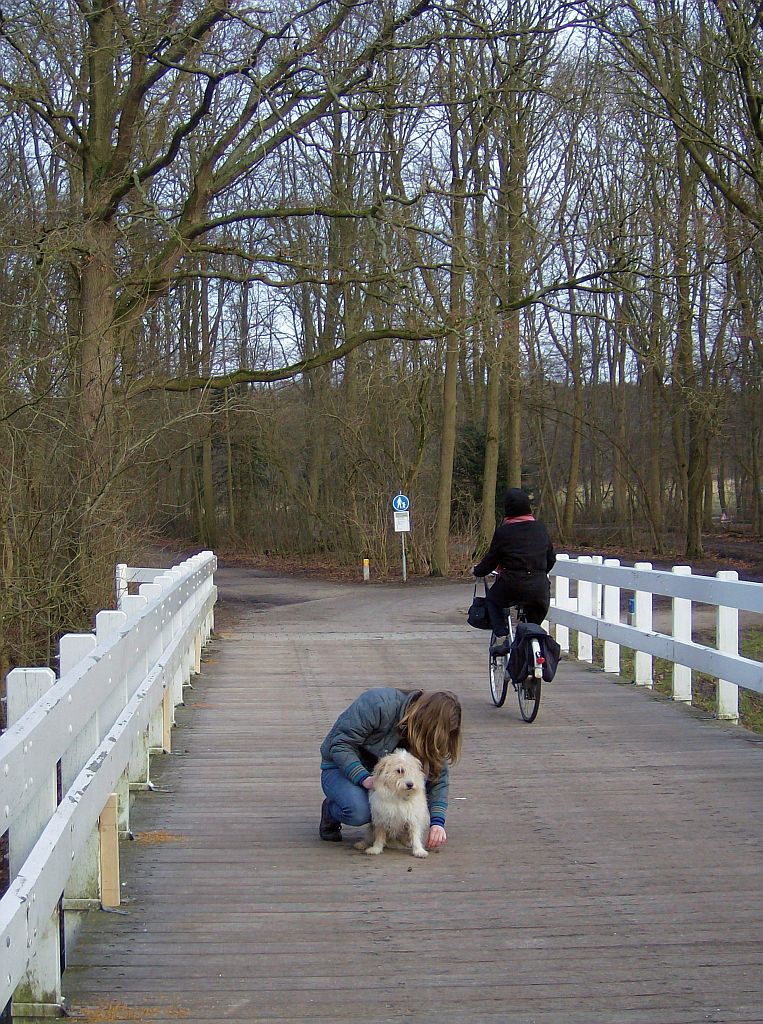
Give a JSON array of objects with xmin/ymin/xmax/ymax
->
[{"xmin": 355, "ymin": 748, "xmax": 430, "ymax": 858}]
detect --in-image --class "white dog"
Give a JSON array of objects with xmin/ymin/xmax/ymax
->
[{"xmin": 355, "ymin": 749, "xmax": 430, "ymax": 858}]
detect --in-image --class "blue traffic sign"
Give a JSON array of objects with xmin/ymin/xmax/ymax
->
[{"xmin": 392, "ymin": 493, "xmax": 410, "ymax": 512}]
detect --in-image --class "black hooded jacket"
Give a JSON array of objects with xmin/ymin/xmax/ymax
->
[{"xmin": 473, "ymin": 489, "xmax": 556, "ymax": 611}]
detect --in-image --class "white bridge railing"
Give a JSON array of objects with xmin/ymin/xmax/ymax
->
[
  {"xmin": 548, "ymin": 555, "xmax": 762, "ymax": 719},
  {"xmin": 0, "ymin": 552, "xmax": 217, "ymax": 1020}
]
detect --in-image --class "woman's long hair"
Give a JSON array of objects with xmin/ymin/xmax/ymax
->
[{"xmin": 398, "ymin": 690, "xmax": 462, "ymax": 780}]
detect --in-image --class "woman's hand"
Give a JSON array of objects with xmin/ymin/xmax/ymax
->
[
  {"xmin": 361, "ymin": 776, "xmax": 375, "ymax": 790},
  {"xmin": 426, "ymin": 825, "xmax": 446, "ymax": 849}
]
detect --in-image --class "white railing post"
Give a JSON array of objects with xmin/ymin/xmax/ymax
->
[
  {"xmin": 121, "ymin": 595, "xmax": 151, "ymax": 789},
  {"xmin": 577, "ymin": 556, "xmax": 593, "ymax": 663},
  {"xmin": 634, "ymin": 562, "xmax": 653, "ymax": 687},
  {"xmin": 716, "ymin": 570, "xmax": 740, "ymax": 722},
  {"xmin": 603, "ymin": 558, "xmax": 621, "ymax": 674},
  {"xmin": 115, "ymin": 562, "xmax": 128, "ymax": 609},
  {"xmin": 553, "ymin": 554, "xmax": 570, "ymax": 653},
  {"xmin": 200, "ymin": 551, "xmax": 216, "ymax": 642},
  {"xmin": 180, "ymin": 572, "xmax": 196, "ymax": 688},
  {"xmin": 155, "ymin": 573, "xmax": 179, "ymax": 752},
  {"xmin": 164, "ymin": 570, "xmax": 185, "ymax": 717},
  {"xmin": 672, "ymin": 566, "xmax": 692, "ymax": 703},
  {"xmin": 190, "ymin": 561, "xmax": 204, "ymax": 675},
  {"xmin": 6, "ymin": 667, "xmax": 63, "ymax": 1020},
  {"xmin": 95, "ymin": 610, "xmax": 131, "ymax": 835},
  {"xmin": 59, "ymin": 634, "xmax": 101, "ymax": 950},
  {"xmin": 140, "ymin": 583, "xmax": 166, "ymax": 754},
  {"xmin": 592, "ymin": 554, "xmax": 604, "ymax": 618}
]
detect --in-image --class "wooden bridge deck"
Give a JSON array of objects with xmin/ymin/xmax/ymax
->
[{"xmin": 63, "ymin": 565, "xmax": 763, "ymax": 1024}]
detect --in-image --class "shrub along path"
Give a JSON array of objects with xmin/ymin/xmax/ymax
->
[{"xmin": 63, "ymin": 564, "xmax": 763, "ymax": 1023}]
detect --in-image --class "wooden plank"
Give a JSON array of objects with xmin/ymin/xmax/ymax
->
[
  {"xmin": 98, "ymin": 794, "xmax": 120, "ymax": 908},
  {"xmin": 62, "ymin": 569, "xmax": 763, "ymax": 1024}
]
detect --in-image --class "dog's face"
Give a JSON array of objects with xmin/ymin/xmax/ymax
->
[{"xmin": 374, "ymin": 749, "xmax": 426, "ymax": 799}]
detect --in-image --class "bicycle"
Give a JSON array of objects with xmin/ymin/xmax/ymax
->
[{"xmin": 488, "ymin": 600, "xmax": 544, "ymax": 723}]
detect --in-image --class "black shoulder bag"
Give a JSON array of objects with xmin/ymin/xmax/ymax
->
[{"xmin": 467, "ymin": 578, "xmax": 492, "ymax": 630}]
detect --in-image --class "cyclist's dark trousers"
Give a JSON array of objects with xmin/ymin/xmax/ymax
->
[{"xmin": 486, "ymin": 571, "xmax": 550, "ymax": 634}]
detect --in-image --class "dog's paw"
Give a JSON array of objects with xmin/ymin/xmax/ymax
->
[
  {"xmin": 412, "ymin": 848, "xmax": 429, "ymax": 858},
  {"xmin": 365, "ymin": 846, "xmax": 383, "ymax": 856},
  {"xmin": 353, "ymin": 839, "xmax": 369, "ymax": 851}
]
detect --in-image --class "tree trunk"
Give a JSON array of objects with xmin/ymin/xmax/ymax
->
[
  {"xmin": 499, "ymin": 128, "xmax": 526, "ymax": 491},
  {"xmin": 644, "ymin": 215, "xmax": 666, "ymax": 552},
  {"xmin": 201, "ymin": 432, "xmax": 217, "ymax": 549},
  {"xmin": 225, "ymin": 397, "xmax": 236, "ymax": 535},
  {"xmin": 562, "ymin": 290, "xmax": 583, "ymax": 543},
  {"xmin": 480, "ymin": 354, "xmax": 502, "ymax": 551},
  {"xmin": 199, "ymin": 266, "xmax": 218, "ymax": 548},
  {"xmin": 432, "ymin": 227, "xmax": 464, "ymax": 575},
  {"xmin": 432, "ymin": 42, "xmax": 466, "ymax": 577},
  {"xmin": 611, "ymin": 312, "xmax": 628, "ymax": 527},
  {"xmin": 704, "ymin": 463, "xmax": 714, "ymax": 530},
  {"xmin": 78, "ymin": 221, "xmax": 117, "ymax": 496}
]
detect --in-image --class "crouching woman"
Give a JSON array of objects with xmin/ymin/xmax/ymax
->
[{"xmin": 319, "ymin": 688, "xmax": 462, "ymax": 850}]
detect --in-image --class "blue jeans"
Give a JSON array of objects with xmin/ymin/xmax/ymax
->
[{"xmin": 321, "ymin": 766, "xmax": 370, "ymax": 826}]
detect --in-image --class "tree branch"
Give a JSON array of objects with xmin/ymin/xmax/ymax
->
[{"xmin": 131, "ymin": 325, "xmax": 446, "ymax": 393}]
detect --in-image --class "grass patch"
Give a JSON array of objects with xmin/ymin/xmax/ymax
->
[
  {"xmin": 741, "ymin": 627, "xmax": 763, "ymax": 662},
  {"xmin": 571, "ymin": 626, "xmax": 763, "ymax": 735}
]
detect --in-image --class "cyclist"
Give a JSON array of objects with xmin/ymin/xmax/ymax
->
[
  {"xmin": 319, "ymin": 688, "xmax": 462, "ymax": 848},
  {"xmin": 472, "ymin": 487, "xmax": 556, "ymax": 656}
]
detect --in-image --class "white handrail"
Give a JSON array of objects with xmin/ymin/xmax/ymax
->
[
  {"xmin": 548, "ymin": 555, "xmax": 762, "ymax": 718},
  {"xmin": 551, "ymin": 558, "xmax": 763, "ymax": 613},
  {"xmin": 0, "ymin": 551, "xmax": 217, "ymax": 1017}
]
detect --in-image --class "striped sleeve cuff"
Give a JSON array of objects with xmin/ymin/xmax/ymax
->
[
  {"xmin": 429, "ymin": 799, "xmax": 446, "ymax": 828},
  {"xmin": 345, "ymin": 760, "xmax": 371, "ymax": 785}
]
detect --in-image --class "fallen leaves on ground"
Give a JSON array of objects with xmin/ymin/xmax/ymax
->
[
  {"xmin": 70, "ymin": 1003, "xmax": 188, "ymax": 1022},
  {"xmin": 134, "ymin": 830, "xmax": 186, "ymax": 845}
]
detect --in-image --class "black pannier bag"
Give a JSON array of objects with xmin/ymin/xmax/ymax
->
[
  {"xmin": 466, "ymin": 581, "xmax": 492, "ymax": 630},
  {"xmin": 508, "ymin": 622, "xmax": 561, "ymax": 683}
]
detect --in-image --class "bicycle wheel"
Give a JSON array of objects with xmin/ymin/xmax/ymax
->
[
  {"xmin": 488, "ymin": 632, "xmax": 509, "ymax": 707},
  {"xmin": 517, "ymin": 674, "xmax": 542, "ymax": 722}
]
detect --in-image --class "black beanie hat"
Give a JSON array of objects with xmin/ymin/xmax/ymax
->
[{"xmin": 503, "ymin": 487, "xmax": 532, "ymax": 517}]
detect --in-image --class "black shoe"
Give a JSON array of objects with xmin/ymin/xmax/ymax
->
[
  {"xmin": 490, "ymin": 636, "xmax": 509, "ymax": 657},
  {"xmin": 319, "ymin": 799, "xmax": 342, "ymax": 842}
]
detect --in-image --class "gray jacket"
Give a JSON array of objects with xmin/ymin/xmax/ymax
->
[{"xmin": 320, "ymin": 687, "xmax": 449, "ymax": 826}]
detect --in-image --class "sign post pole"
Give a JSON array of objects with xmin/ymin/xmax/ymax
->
[{"xmin": 392, "ymin": 493, "xmax": 411, "ymax": 583}]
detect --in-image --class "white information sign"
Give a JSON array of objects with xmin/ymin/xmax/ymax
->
[
  {"xmin": 391, "ymin": 493, "xmax": 411, "ymax": 581},
  {"xmin": 394, "ymin": 510, "xmax": 410, "ymax": 533}
]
